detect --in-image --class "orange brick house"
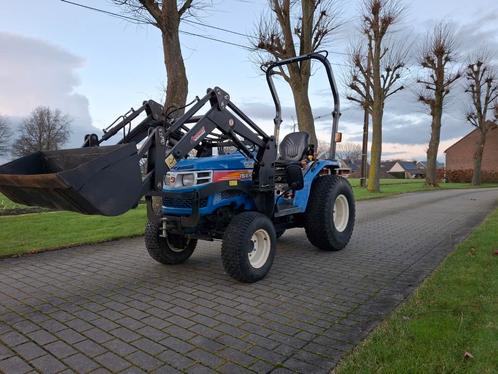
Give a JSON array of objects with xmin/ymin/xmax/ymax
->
[{"xmin": 445, "ymin": 124, "xmax": 498, "ymax": 172}]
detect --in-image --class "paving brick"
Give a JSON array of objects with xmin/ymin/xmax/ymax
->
[
  {"xmin": 55, "ymin": 328, "xmax": 86, "ymax": 344},
  {"xmin": 160, "ymin": 336, "xmax": 195, "ymax": 354},
  {"xmin": 110, "ymin": 327, "xmax": 141, "ymax": 343},
  {"xmin": 39, "ymin": 319, "xmax": 67, "ymax": 333},
  {"xmin": 218, "ymin": 362, "xmax": 255, "ymax": 374},
  {"xmin": 12, "ymin": 320, "xmax": 38, "ymax": 334},
  {"xmin": 152, "ymin": 364, "xmax": 182, "ymax": 374},
  {"xmin": 103, "ymin": 339, "xmax": 137, "ymax": 356},
  {"xmin": 95, "ymin": 351, "xmax": 131, "ymax": 372},
  {"xmin": 45, "ymin": 340, "xmax": 78, "ymax": 359},
  {"xmin": 186, "ymin": 363, "xmax": 218, "ymax": 374},
  {"xmin": 27, "ymin": 329, "xmax": 58, "ymax": 345},
  {"xmin": 126, "ymin": 350, "xmax": 162, "ymax": 371},
  {"xmin": 31, "ymin": 354, "xmax": 68, "ymax": 373},
  {"xmin": 91, "ymin": 318, "xmax": 120, "ymax": 331},
  {"xmin": 217, "ymin": 347, "xmax": 256, "ymax": 367},
  {"xmin": 135, "ymin": 325, "xmax": 168, "ymax": 341},
  {"xmin": 190, "ymin": 335, "xmax": 225, "ymax": 353},
  {"xmin": 83, "ymin": 327, "xmax": 113, "ymax": 344},
  {"xmin": 157, "ymin": 349, "xmax": 195, "ymax": 370},
  {"xmin": 63, "ymin": 353, "xmax": 99, "ymax": 373},
  {"xmin": 164, "ymin": 325, "xmax": 196, "ymax": 341},
  {"xmin": 0, "ymin": 344, "xmax": 14, "ymax": 361},
  {"xmin": 1, "ymin": 330, "xmax": 29, "ymax": 347},
  {"xmin": 187, "ymin": 348, "xmax": 224, "ymax": 368},
  {"xmin": 132, "ymin": 337, "xmax": 165, "ymax": 355},
  {"xmin": 0, "ymin": 356, "xmax": 32, "ymax": 373},
  {"xmin": 73, "ymin": 339, "xmax": 106, "ymax": 357}
]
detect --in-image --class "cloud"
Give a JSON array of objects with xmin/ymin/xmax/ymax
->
[{"xmin": 0, "ymin": 32, "xmax": 98, "ymax": 151}]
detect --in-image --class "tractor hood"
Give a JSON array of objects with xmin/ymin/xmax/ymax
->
[{"xmin": 172, "ymin": 153, "xmax": 254, "ymax": 171}]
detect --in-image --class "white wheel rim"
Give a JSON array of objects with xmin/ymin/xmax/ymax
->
[
  {"xmin": 333, "ymin": 194, "xmax": 349, "ymax": 233},
  {"xmin": 166, "ymin": 237, "xmax": 189, "ymax": 253},
  {"xmin": 248, "ymin": 229, "xmax": 271, "ymax": 269}
]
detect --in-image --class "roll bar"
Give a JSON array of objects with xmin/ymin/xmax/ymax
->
[{"xmin": 264, "ymin": 51, "xmax": 341, "ymax": 159}]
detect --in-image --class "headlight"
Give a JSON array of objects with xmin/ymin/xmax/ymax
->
[{"xmin": 181, "ymin": 173, "xmax": 195, "ymax": 186}]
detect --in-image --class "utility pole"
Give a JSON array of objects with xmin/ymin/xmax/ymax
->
[{"xmin": 360, "ymin": 108, "xmax": 369, "ymax": 188}]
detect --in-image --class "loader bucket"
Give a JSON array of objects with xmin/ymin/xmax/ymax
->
[{"xmin": 0, "ymin": 144, "xmax": 143, "ymax": 216}]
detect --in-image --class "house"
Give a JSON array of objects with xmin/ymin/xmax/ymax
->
[
  {"xmin": 388, "ymin": 160, "xmax": 425, "ymax": 179},
  {"xmin": 445, "ymin": 124, "xmax": 498, "ymax": 172},
  {"xmin": 380, "ymin": 160, "xmax": 397, "ymax": 178}
]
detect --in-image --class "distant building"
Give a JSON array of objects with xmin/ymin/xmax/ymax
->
[
  {"xmin": 445, "ymin": 124, "xmax": 498, "ymax": 172},
  {"xmin": 387, "ymin": 161, "xmax": 425, "ymax": 179}
]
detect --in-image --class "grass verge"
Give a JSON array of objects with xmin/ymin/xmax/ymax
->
[
  {"xmin": 0, "ymin": 205, "xmax": 146, "ymax": 258},
  {"xmin": 335, "ymin": 208, "xmax": 498, "ymax": 374},
  {"xmin": 349, "ymin": 179, "xmax": 498, "ymax": 201}
]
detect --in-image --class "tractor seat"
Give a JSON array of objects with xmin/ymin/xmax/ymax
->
[
  {"xmin": 277, "ymin": 132, "xmax": 310, "ymax": 163},
  {"xmin": 275, "ymin": 132, "xmax": 310, "ymax": 190}
]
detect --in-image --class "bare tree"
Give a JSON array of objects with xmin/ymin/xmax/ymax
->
[
  {"xmin": 254, "ymin": 0, "xmax": 341, "ymax": 147},
  {"xmin": 347, "ymin": 0, "xmax": 406, "ymax": 193},
  {"xmin": 417, "ymin": 23, "xmax": 460, "ymax": 187},
  {"xmin": 0, "ymin": 115, "xmax": 11, "ymax": 157},
  {"xmin": 12, "ymin": 107, "xmax": 71, "ymax": 157},
  {"xmin": 113, "ymin": 0, "xmax": 200, "ymax": 116},
  {"xmin": 464, "ymin": 55, "xmax": 498, "ymax": 185},
  {"xmin": 336, "ymin": 142, "xmax": 362, "ymax": 161}
]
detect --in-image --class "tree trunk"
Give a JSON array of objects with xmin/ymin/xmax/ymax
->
[
  {"xmin": 368, "ymin": 104, "xmax": 382, "ymax": 193},
  {"xmin": 472, "ymin": 129, "xmax": 486, "ymax": 185},
  {"xmin": 290, "ymin": 83, "xmax": 317, "ymax": 148},
  {"xmin": 162, "ymin": 27, "xmax": 188, "ymax": 117},
  {"xmin": 425, "ymin": 105, "xmax": 442, "ymax": 187}
]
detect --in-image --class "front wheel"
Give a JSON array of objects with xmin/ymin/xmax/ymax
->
[
  {"xmin": 221, "ymin": 212, "xmax": 276, "ymax": 283},
  {"xmin": 145, "ymin": 222, "xmax": 197, "ymax": 264},
  {"xmin": 304, "ymin": 175, "xmax": 355, "ymax": 251}
]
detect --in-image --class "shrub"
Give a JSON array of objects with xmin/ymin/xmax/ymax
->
[{"xmin": 446, "ymin": 169, "xmax": 498, "ymax": 183}]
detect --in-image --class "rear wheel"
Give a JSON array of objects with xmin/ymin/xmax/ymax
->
[
  {"xmin": 304, "ymin": 175, "xmax": 355, "ymax": 251},
  {"xmin": 221, "ymin": 212, "xmax": 276, "ymax": 283},
  {"xmin": 145, "ymin": 222, "xmax": 197, "ymax": 264}
]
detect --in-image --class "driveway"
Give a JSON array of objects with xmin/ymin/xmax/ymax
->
[{"xmin": 0, "ymin": 188, "xmax": 497, "ymax": 373}]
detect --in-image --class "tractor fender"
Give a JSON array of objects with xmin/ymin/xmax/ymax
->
[{"xmin": 293, "ymin": 160, "xmax": 341, "ymax": 213}]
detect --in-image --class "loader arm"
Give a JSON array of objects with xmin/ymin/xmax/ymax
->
[{"xmin": 0, "ymin": 86, "xmax": 276, "ymax": 219}]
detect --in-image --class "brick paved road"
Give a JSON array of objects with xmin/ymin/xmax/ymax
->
[{"xmin": 0, "ymin": 188, "xmax": 497, "ymax": 374}]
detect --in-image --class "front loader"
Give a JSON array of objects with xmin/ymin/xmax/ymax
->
[{"xmin": 0, "ymin": 51, "xmax": 355, "ymax": 282}]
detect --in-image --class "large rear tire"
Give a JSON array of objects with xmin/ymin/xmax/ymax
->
[
  {"xmin": 145, "ymin": 222, "xmax": 197, "ymax": 264},
  {"xmin": 221, "ymin": 212, "xmax": 276, "ymax": 283},
  {"xmin": 304, "ymin": 175, "xmax": 355, "ymax": 251}
]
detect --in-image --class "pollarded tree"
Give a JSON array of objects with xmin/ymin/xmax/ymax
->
[
  {"xmin": 113, "ymin": 0, "xmax": 201, "ymax": 116},
  {"xmin": 347, "ymin": 0, "xmax": 406, "ymax": 193},
  {"xmin": 12, "ymin": 107, "xmax": 71, "ymax": 157},
  {"xmin": 464, "ymin": 55, "xmax": 498, "ymax": 185},
  {"xmin": 417, "ymin": 23, "xmax": 460, "ymax": 187},
  {"xmin": 254, "ymin": 0, "xmax": 341, "ymax": 148},
  {"xmin": 0, "ymin": 115, "xmax": 11, "ymax": 157}
]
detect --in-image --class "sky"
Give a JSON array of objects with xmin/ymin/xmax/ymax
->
[{"xmin": 1, "ymin": 0, "xmax": 498, "ymax": 162}]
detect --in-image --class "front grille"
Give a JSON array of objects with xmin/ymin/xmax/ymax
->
[
  {"xmin": 221, "ymin": 190, "xmax": 242, "ymax": 199},
  {"xmin": 163, "ymin": 196, "xmax": 208, "ymax": 209}
]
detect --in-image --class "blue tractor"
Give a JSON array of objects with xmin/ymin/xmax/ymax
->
[{"xmin": 0, "ymin": 52, "xmax": 355, "ymax": 282}]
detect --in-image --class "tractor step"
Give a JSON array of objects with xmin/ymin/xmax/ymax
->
[{"xmin": 0, "ymin": 144, "xmax": 143, "ymax": 216}]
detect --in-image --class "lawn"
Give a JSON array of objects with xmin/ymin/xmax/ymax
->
[
  {"xmin": 0, "ymin": 179, "xmax": 497, "ymax": 258},
  {"xmin": 349, "ymin": 179, "xmax": 498, "ymax": 201},
  {"xmin": 0, "ymin": 205, "xmax": 147, "ymax": 258},
  {"xmin": 336, "ymin": 208, "xmax": 498, "ymax": 373}
]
